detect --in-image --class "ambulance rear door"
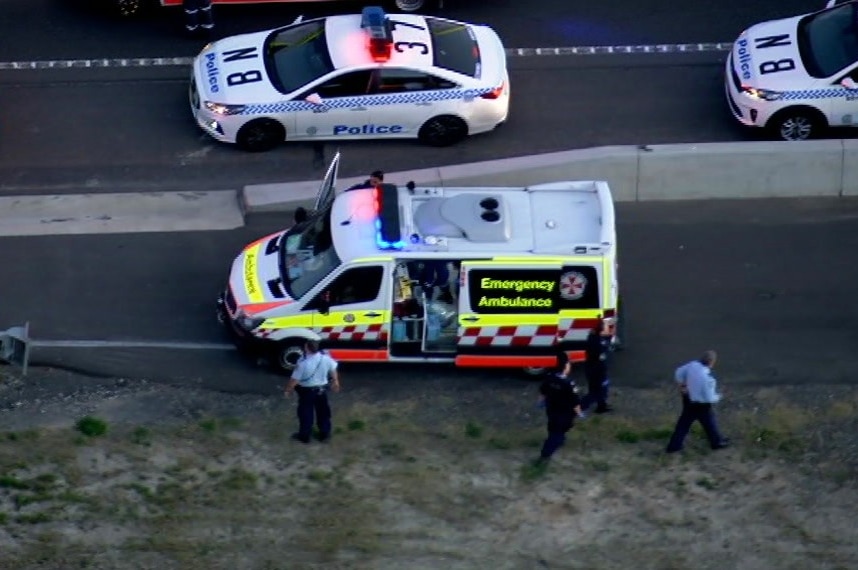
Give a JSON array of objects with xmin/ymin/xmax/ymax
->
[{"xmin": 455, "ymin": 260, "xmax": 563, "ymax": 369}]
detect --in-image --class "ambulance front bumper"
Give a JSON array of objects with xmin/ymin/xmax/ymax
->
[{"xmin": 216, "ymin": 290, "xmax": 270, "ymax": 354}]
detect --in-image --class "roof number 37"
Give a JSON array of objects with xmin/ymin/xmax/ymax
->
[{"xmin": 389, "ymin": 19, "xmax": 429, "ymax": 55}]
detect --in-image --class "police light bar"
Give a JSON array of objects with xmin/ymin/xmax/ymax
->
[
  {"xmin": 374, "ymin": 183, "xmax": 405, "ymax": 250},
  {"xmin": 361, "ymin": 6, "xmax": 393, "ymax": 62}
]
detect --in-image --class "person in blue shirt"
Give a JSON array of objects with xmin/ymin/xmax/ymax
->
[
  {"xmin": 284, "ymin": 340, "xmax": 341, "ymax": 444},
  {"xmin": 665, "ymin": 350, "xmax": 730, "ymax": 453}
]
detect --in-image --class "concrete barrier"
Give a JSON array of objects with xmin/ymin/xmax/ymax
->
[{"xmin": 242, "ymin": 140, "xmax": 854, "ymax": 213}]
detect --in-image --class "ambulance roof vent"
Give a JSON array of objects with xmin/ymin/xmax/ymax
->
[{"xmin": 413, "ymin": 194, "xmax": 511, "ymax": 243}]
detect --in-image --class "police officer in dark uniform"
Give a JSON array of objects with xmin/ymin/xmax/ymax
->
[
  {"xmin": 183, "ymin": 0, "xmax": 214, "ymax": 38},
  {"xmin": 535, "ymin": 351, "xmax": 583, "ymax": 466},
  {"xmin": 581, "ymin": 319, "xmax": 614, "ymax": 414}
]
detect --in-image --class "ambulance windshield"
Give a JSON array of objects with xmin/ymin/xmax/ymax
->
[{"xmin": 279, "ymin": 207, "xmax": 341, "ymax": 299}]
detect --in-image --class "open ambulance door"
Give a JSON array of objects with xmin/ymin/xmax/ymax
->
[
  {"xmin": 313, "ymin": 151, "xmax": 341, "ymax": 213},
  {"xmin": 454, "ymin": 260, "xmax": 564, "ymax": 371}
]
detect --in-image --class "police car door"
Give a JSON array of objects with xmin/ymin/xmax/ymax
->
[
  {"xmin": 456, "ymin": 261, "xmax": 562, "ymax": 367},
  {"xmin": 371, "ymin": 68, "xmax": 460, "ymax": 136},
  {"xmin": 294, "ymin": 69, "xmax": 376, "ymax": 139},
  {"xmin": 303, "ymin": 264, "xmax": 391, "ymax": 357}
]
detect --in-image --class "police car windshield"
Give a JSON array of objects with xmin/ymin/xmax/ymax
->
[
  {"xmin": 426, "ymin": 18, "xmax": 480, "ymax": 77},
  {"xmin": 279, "ymin": 207, "xmax": 341, "ymax": 299},
  {"xmin": 798, "ymin": 3, "xmax": 858, "ymax": 78},
  {"xmin": 264, "ymin": 20, "xmax": 335, "ymax": 94}
]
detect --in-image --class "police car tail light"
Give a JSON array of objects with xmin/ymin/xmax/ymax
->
[
  {"xmin": 204, "ymin": 101, "xmax": 247, "ymax": 116},
  {"xmin": 480, "ymin": 81, "xmax": 505, "ymax": 100},
  {"xmin": 361, "ymin": 6, "xmax": 393, "ymax": 63},
  {"xmin": 373, "ymin": 183, "xmax": 405, "ymax": 250}
]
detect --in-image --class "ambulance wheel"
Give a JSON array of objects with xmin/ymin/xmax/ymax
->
[
  {"xmin": 236, "ymin": 119, "xmax": 285, "ymax": 152},
  {"xmin": 273, "ymin": 339, "xmax": 305, "ymax": 374},
  {"xmin": 769, "ymin": 107, "xmax": 825, "ymax": 141},
  {"xmin": 418, "ymin": 115, "xmax": 468, "ymax": 147},
  {"xmin": 522, "ymin": 366, "xmax": 548, "ymax": 378}
]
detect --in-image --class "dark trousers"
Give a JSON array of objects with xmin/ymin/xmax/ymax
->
[
  {"xmin": 540, "ymin": 414, "xmax": 573, "ymax": 459},
  {"xmin": 183, "ymin": 0, "xmax": 213, "ymax": 32},
  {"xmin": 296, "ymin": 386, "xmax": 331, "ymax": 440},
  {"xmin": 666, "ymin": 396, "xmax": 725, "ymax": 452},
  {"xmin": 581, "ymin": 369, "xmax": 610, "ymax": 411}
]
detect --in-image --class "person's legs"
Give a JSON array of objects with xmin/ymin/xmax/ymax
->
[
  {"xmin": 666, "ymin": 404, "xmax": 695, "ymax": 453},
  {"xmin": 315, "ymin": 391, "xmax": 332, "ymax": 441},
  {"xmin": 293, "ymin": 388, "xmax": 315, "ymax": 442},
  {"xmin": 696, "ymin": 404, "xmax": 728, "ymax": 449}
]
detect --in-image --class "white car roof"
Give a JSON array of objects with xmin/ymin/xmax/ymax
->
[{"xmin": 325, "ymin": 14, "xmax": 439, "ymax": 73}]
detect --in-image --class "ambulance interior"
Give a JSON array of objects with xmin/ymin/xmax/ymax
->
[{"xmin": 390, "ymin": 260, "xmax": 461, "ymax": 356}]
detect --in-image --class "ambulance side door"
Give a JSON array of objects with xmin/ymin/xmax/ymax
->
[
  {"xmin": 304, "ymin": 264, "xmax": 390, "ymax": 350},
  {"xmin": 456, "ymin": 261, "xmax": 562, "ymax": 353}
]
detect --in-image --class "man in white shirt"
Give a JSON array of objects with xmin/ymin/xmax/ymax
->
[
  {"xmin": 285, "ymin": 340, "xmax": 340, "ymax": 443},
  {"xmin": 665, "ymin": 350, "xmax": 730, "ymax": 453}
]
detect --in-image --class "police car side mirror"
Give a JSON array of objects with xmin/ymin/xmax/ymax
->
[
  {"xmin": 841, "ymin": 78, "xmax": 858, "ymax": 90},
  {"xmin": 305, "ymin": 93, "xmax": 323, "ymax": 106}
]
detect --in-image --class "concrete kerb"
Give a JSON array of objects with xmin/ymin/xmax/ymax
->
[{"xmin": 241, "ymin": 140, "xmax": 854, "ymax": 213}]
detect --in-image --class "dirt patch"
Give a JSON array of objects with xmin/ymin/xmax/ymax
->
[{"xmin": 1, "ymin": 365, "xmax": 857, "ymax": 569}]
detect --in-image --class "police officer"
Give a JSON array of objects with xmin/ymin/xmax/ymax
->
[
  {"xmin": 183, "ymin": 0, "xmax": 214, "ymax": 38},
  {"xmin": 666, "ymin": 350, "xmax": 730, "ymax": 453},
  {"xmin": 345, "ymin": 170, "xmax": 384, "ymax": 191},
  {"xmin": 580, "ymin": 319, "xmax": 613, "ymax": 414},
  {"xmin": 535, "ymin": 351, "xmax": 583, "ymax": 466},
  {"xmin": 284, "ymin": 340, "xmax": 340, "ymax": 443}
]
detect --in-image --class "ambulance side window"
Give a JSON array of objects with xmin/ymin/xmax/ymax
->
[{"xmin": 310, "ymin": 266, "xmax": 384, "ymax": 308}]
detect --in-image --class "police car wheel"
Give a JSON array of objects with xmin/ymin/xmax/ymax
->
[
  {"xmin": 274, "ymin": 340, "xmax": 305, "ymax": 373},
  {"xmin": 236, "ymin": 119, "xmax": 286, "ymax": 152},
  {"xmin": 393, "ymin": 0, "xmax": 425, "ymax": 11},
  {"xmin": 770, "ymin": 108, "xmax": 824, "ymax": 141},
  {"xmin": 418, "ymin": 115, "xmax": 468, "ymax": 147}
]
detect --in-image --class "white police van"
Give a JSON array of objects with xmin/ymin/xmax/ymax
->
[
  {"xmin": 189, "ymin": 6, "xmax": 509, "ymax": 151},
  {"xmin": 726, "ymin": 0, "xmax": 858, "ymax": 140}
]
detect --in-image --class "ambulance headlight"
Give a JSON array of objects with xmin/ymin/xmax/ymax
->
[
  {"xmin": 741, "ymin": 87, "xmax": 783, "ymax": 101},
  {"xmin": 235, "ymin": 310, "xmax": 265, "ymax": 331},
  {"xmin": 204, "ymin": 101, "xmax": 247, "ymax": 116}
]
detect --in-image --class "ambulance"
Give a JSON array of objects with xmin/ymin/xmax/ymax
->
[{"xmin": 216, "ymin": 153, "xmax": 622, "ymax": 375}]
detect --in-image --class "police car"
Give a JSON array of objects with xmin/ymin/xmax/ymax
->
[
  {"xmin": 726, "ymin": 0, "xmax": 858, "ymax": 140},
  {"xmin": 189, "ymin": 6, "xmax": 509, "ymax": 151},
  {"xmin": 217, "ymin": 152, "xmax": 622, "ymax": 376}
]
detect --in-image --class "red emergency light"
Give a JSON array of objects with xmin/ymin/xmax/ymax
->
[{"xmin": 361, "ymin": 6, "xmax": 393, "ymax": 62}]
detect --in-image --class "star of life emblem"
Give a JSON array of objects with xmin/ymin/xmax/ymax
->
[{"xmin": 559, "ymin": 271, "xmax": 587, "ymax": 301}]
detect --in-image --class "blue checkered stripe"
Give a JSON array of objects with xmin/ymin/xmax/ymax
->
[
  {"xmin": 780, "ymin": 88, "xmax": 850, "ymax": 101},
  {"xmin": 240, "ymin": 88, "xmax": 494, "ymax": 115}
]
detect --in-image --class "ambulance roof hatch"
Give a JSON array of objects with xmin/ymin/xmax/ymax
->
[{"xmin": 413, "ymin": 194, "xmax": 511, "ymax": 243}]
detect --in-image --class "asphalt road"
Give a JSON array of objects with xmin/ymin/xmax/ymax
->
[
  {"xmin": 2, "ymin": 198, "xmax": 857, "ymax": 393},
  {"xmin": 0, "ymin": 0, "xmax": 843, "ymax": 194}
]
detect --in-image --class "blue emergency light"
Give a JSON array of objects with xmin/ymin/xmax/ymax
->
[
  {"xmin": 361, "ymin": 6, "xmax": 393, "ymax": 62},
  {"xmin": 374, "ymin": 183, "xmax": 405, "ymax": 250}
]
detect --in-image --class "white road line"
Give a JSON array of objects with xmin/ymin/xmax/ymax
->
[
  {"xmin": 0, "ymin": 42, "xmax": 732, "ymax": 71},
  {"xmin": 33, "ymin": 340, "xmax": 234, "ymax": 350}
]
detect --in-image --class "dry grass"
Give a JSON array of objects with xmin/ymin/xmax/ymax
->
[{"xmin": 0, "ymin": 393, "xmax": 857, "ymax": 569}]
